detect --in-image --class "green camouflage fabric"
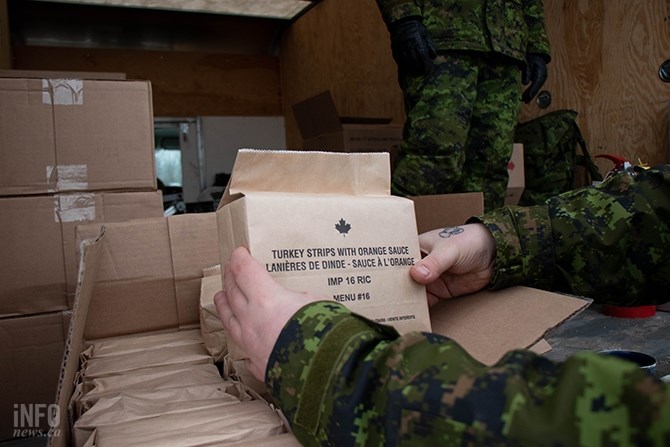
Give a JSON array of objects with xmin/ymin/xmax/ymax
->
[
  {"xmin": 267, "ymin": 305, "xmax": 670, "ymax": 446},
  {"xmin": 392, "ymin": 52, "xmax": 521, "ymax": 210},
  {"xmin": 514, "ymin": 109, "xmax": 603, "ymax": 206},
  {"xmin": 473, "ymin": 165, "xmax": 670, "ymax": 304},
  {"xmin": 375, "ymin": 0, "xmax": 550, "ymax": 210},
  {"xmin": 376, "ymin": 0, "xmax": 551, "ymax": 61},
  {"xmin": 265, "ymin": 165, "xmax": 670, "ymax": 446}
]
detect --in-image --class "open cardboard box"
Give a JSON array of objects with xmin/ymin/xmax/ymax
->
[
  {"xmin": 50, "ymin": 213, "xmax": 304, "ymax": 446},
  {"xmin": 51, "ymin": 186, "xmax": 589, "ymax": 446},
  {"xmin": 292, "ymin": 91, "xmax": 403, "ymax": 164}
]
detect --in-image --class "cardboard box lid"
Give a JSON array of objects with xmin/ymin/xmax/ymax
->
[
  {"xmin": 292, "ymin": 91, "xmax": 393, "ymax": 140},
  {"xmin": 218, "ymin": 149, "xmax": 391, "ymax": 209},
  {"xmin": 430, "ymin": 286, "xmax": 591, "ymax": 365}
]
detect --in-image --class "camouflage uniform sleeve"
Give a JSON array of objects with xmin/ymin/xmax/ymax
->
[
  {"xmin": 470, "ymin": 165, "xmax": 670, "ymax": 305},
  {"xmin": 266, "ymin": 301, "xmax": 670, "ymax": 446},
  {"xmin": 524, "ymin": 0, "xmax": 551, "ymax": 58},
  {"xmin": 375, "ymin": 0, "xmax": 422, "ymax": 26}
]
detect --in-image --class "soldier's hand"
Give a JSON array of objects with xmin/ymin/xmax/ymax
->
[
  {"xmin": 521, "ymin": 53, "xmax": 548, "ymax": 103},
  {"xmin": 215, "ymin": 246, "xmax": 324, "ymax": 382},
  {"xmin": 389, "ymin": 17, "xmax": 436, "ymax": 76},
  {"xmin": 411, "ymin": 224, "xmax": 496, "ymax": 306}
]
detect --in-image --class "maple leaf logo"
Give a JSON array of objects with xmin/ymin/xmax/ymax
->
[{"xmin": 335, "ymin": 218, "xmax": 351, "ymax": 237}]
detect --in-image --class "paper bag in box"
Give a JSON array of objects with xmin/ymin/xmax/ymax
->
[{"xmin": 216, "ymin": 150, "xmax": 431, "ymax": 359}]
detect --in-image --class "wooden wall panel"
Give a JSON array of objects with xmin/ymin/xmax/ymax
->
[
  {"xmin": 0, "ymin": 0, "xmax": 10, "ymax": 69},
  {"xmin": 282, "ymin": 0, "xmax": 670, "ymax": 168},
  {"xmin": 521, "ymin": 0, "xmax": 670, "ymax": 170},
  {"xmin": 11, "ymin": 45, "xmax": 282, "ymax": 117},
  {"xmin": 279, "ymin": 0, "xmax": 403, "ymax": 149}
]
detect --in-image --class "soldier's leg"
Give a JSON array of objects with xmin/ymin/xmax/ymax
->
[
  {"xmin": 391, "ymin": 53, "xmax": 479, "ymax": 196},
  {"xmin": 459, "ymin": 56, "xmax": 521, "ymax": 211}
]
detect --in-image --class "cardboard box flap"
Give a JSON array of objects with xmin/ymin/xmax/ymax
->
[
  {"xmin": 430, "ymin": 286, "xmax": 591, "ymax": 366},
  {"xmin": 75, "ymin": 219, "xmax": 178, "ymax": 340},
  {"xmin": 293, "ymin": 91, "xmax": 394, "ymax": 140},
  {"xmin": 218, "ymin": 149, "xmax": 391, "ymax": 209},
  {"xmin": 55, "ymin": 231, "xmax": 106, "ymax": 447},
  {"xmin": 167, "ymin": 213, "xmax": 220, "ymax": 327},
  {"xmin": 73, "ymin": 215, "xmax": 220, "ymax": 340},
  {"xmin": 293, "ymin": 91, "xmax": 343, "ymax": 139}
]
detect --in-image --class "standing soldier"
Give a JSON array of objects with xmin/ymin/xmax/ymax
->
[{"xmin": 377, "ymin": 0, "xmax": 551, "ymax": 210}]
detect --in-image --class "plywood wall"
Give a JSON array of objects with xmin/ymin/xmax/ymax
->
[
  {"xmin": 280, "ymin": 0, "xmax": 670, "ymax": 169},
  {"xmin": 12, "ymin": 45, "xmax": 281, "ymax": 117},
  {"xmin": 279, "ymin": 0, "xmax": 404, "ymax": 149},
  {"xmin": 0, "ymin": 0, "xmax": 11, "ymax": 69},
  {"xmin": 522, "ymin": 0, "xmax": 670, "ymax": 170}
]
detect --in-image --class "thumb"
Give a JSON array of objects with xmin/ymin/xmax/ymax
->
[{"xmin": 410, "ymin": 249, "xmax": 457, "ymax": 284}]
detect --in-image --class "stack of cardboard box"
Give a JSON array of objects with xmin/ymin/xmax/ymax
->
[{"xmin": 0, "ymin": 73, "xmax": 164, "ymax": 440}]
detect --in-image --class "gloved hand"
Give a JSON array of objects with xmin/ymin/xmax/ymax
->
[
  {"xmin": 521, "ymin": 53, "xmax": 548, "ymax": 103},
  {"xmin": 389, "ymin": 17, "xmax": 436, "ymax": 76}
]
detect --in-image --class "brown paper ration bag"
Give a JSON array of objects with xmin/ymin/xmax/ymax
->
[
  {"xmin": 77, "ymin": 363, "xmax": 225, "ymax": 413},
  {"xmin": 73, "ymin": 382, "xmax": 245, "ymax": 447},
  {"xmin": 216, "ymin": 150, "xmax": 431, "ymax": 360},
  {"xmin": 88, "ymin": 401, "xmax": 286, "ymax": 447}
]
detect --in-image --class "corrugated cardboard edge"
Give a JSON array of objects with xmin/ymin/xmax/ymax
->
[{"xmin": 51, "ymin": 229, "xmax": 106, "ymax": 447}]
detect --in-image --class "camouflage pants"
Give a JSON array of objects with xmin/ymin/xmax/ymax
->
[{"xmin": 393, "ymin": 52, "xmax": 522, "ymax": 211}]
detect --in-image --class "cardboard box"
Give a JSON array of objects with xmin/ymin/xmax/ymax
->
[
  {"xmin": 505, "ymin": 143, "xmax": 525, "ymax": 206},
  {"xmin": 216, "ymin": 150, "xmax": 432, "ymax": 360},
  {"xmin": 52, "ymin": 202, "xmax": 589, "ymax": 446},
  {"xmin": 292, "ymin": 91, "xmax": 403, "ymax": 163},
  {"xmin": 51, "ymin": 213, "xmax": 220, "ymax": 447},
  {"xmin": 410, "ymin": 192, "xmax": 485, "ymax": 234},
  {"xmin": 1, "ymin": 311, "xmax": 70, "ymax": 441},
  {"xmin": 0, "ymin": 190, "xmax": 164, "ymax": 317},
  {"xmin": 0, "ymin": 77, "xmax": 156, "ymax": 196}
]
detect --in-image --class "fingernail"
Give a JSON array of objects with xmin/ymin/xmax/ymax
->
[{"xmin": 415, "ymin": 265, "xmax": 430, "ymax": 277}]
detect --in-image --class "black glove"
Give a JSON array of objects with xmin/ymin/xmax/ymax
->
[
  {"xmin": 521, "ymin": 53, "xmax": 548, "ymax": 103},
  {"xmin": 389, "ymin": 18, "xmax": 436, "ymax": 76}
]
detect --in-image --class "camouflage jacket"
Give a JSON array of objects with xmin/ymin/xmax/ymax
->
[
  {"xmin": 473, "ymin": 164, "xmax": 670, "ymax": 305},
  {"xmin": 266, "ymin": 165, "xmax": 670, "ymax": 446},
  {"xmin": 376, "ymin": 0, "xmax": 551, "ymax": 63}
]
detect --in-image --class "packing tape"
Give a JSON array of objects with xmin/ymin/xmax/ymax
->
[
  {"xmin": 47, "ymin": 164, "xmax": 89, "ymax": 192},
  {"xmin": 42, "ymin": 79, "xmax": 84, "ymax": 105},
  {"xmin": 55, "ymin": 193, "xmax": 96, "ymax": 223}
]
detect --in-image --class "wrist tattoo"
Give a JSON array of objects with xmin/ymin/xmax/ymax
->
[{"xmin": 439, "ymin": 226, "xmax": 464, "ymax": 238}]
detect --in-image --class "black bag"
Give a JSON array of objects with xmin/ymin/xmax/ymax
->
[{"xmin": 514, "ymin": 109, "xmax": 602, "ymax": 206}]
